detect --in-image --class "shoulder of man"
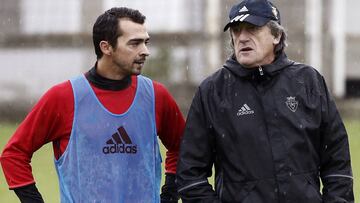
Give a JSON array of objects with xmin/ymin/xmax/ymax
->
[{"xmin": 40, "ymin": 80, "xmax": 73, "ymax": 105}]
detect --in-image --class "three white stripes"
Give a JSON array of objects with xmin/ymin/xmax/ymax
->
[
  {"xmin": 241, "ymin": 104, "xmax": 251, "ymax": 111},
  {"xmin": 230, "ymin": 6, "xmax": 250, "ymax": 23},
  {"xmin": 231, "ymin": 14, "xmax": 250, "ymax": 23}
]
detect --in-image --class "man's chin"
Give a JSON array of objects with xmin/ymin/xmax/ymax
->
[
  {"xmin": 238, "ymin": 60, "xmax": 256, "ymax": 68},
  {"xmin": 132, "ymin": 69, "xmax": 142, "ymax": 75}
]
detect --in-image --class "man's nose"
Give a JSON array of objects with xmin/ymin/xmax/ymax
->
[
  {"xmin": 238, "ymin": 29, "xmax": 250, "ymax": 42},
  {"xmin": 140, "ymin": 43, "xmax": 150, "ymax": 56}
]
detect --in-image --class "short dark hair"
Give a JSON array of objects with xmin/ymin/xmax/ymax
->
[{"xmin": 92, "ymin": 7, "xmax": 146, "ymax": 59}]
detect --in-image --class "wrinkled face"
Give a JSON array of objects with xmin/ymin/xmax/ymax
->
[
  {"xmin": 231, "ymin": 22, "xmax": 280, "ymax": 68},
  {"xmin": 111, "ymin": 19, "xmax": 150, "ymax": 76}
]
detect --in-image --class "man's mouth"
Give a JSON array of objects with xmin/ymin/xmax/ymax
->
[
  {"xmin": 134, "ymin": 59, "xmax": 146, "ymax": 65},
  {"xmin": 240, "ymin": 47, "xmax": 253, "ymax": 52}
]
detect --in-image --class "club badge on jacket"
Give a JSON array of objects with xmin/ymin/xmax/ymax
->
[{"xmin": 285, "ymin": 96, "xmax": 298, "ymax": 112}]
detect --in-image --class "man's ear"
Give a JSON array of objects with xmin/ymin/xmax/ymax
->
[
  {"xmin": 273, "ymin": 34, "xmax": 281, "ymax": 45},
  {"xmin": 99, "ymin": 41, "xmax": 113, "ymax": 56}
]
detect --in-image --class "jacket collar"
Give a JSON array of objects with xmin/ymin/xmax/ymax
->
[{"xmin": 223, "ymin": 52, "xmax": 294, "ymax": 78}]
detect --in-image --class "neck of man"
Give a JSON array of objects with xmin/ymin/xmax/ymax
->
[
  {"xmin": 86, "ymin": 64, "xmax": 131, "ymax": 91},
  {"xmin": 237, "ymin": 52, "xmax": 276, "ymax": 69},
  {"xmin": 96, "ymin": 57, "xmax": 127, "ymax": 80}
]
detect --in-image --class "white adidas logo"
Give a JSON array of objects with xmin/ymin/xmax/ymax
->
[
  {"xmin": 237, "ymin": 103, "xmax": 254, "ymax": 116},
  {"xmin": 239, "ymin": 6, "xmax": 248, "ymax": 13}
]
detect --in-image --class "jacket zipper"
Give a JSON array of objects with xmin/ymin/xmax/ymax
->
[{"xmin": 258, "ymin": 66, "xmax": 264, "ymax": 76}]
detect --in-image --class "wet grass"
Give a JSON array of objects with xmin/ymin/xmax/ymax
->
[{"xmin": 1, "ymin": 119, "xmax": 359, "ymax": 202}]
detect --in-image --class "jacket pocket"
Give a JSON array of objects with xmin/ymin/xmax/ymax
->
[
  {"xmin": 221, "ymin": 180, "xmax": 258, "ymax": 202},
  {"xmin": 287, "ymin": 172, "xmax": 322, "ymax": 203},
  {"xmin": 304, "ymin": 173, "xmax": 322, "ymax": 200}
]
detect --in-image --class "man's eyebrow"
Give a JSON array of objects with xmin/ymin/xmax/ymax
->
[{"xmin": 128, "ymin": 37, "xmax": 150, "ymax": 43}]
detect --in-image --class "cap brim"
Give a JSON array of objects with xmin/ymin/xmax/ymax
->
[{"xmin": 223, "ymin": 15, "xmax": 271, "ymax": 32}]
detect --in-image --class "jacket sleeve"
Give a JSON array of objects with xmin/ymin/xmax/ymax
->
[
  {"xmin": 319, "ymin": 77, "xmax": 354, "ymax": 202},
  {"xmin": 176, "ymin": 87, "xmax": 220, "ymax": 202},
  {"xmin": 14, "ymin": 183, "xmax": 44, "ymax": 203}
]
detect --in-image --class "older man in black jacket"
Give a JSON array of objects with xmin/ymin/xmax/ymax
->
[{"xmin": 176, "ymin": 0, "xmax": 354, "ymax": 202}]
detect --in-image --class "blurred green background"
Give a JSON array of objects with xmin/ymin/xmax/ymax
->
[{"xmin": 1, "ymin": 119, "xmax": 359, "ymax": 202}]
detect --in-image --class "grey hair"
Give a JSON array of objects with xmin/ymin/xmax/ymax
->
[
  {"xmin": 227, "ymin": 20, "xmax": 288, "ymax": 57},
  {"xmin": 267, "ymin": 20, "xmax": 287, "ymax": 55}
]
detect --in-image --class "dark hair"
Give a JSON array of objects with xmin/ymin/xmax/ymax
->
[
  {"xmin": 228, "ymin": 20, "xmax": 287, "ymax": 57},
  {"xmin": 92, "ymin": 7, "xmax": 146, "ymax": 59}
]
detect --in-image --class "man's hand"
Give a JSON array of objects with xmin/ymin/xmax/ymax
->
[{"xmin": 160, "ymin": 173, "xmax": 179, "ymax": 203}]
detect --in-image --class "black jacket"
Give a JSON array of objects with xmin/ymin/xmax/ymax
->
[{"xmin": 176, "ymin": 54, "xmax": 354, "ymax": 203}]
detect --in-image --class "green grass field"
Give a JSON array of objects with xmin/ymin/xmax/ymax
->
[{"xmin": 1, "ymin": 119, "xmax": 359, "ymax": 202}]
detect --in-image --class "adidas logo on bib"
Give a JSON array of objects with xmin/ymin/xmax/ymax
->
[{"xmin": 102, "ymin": 126, "xmax": 137, "ymax": 154}]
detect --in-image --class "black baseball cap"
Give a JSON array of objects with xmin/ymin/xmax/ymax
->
[{"xmin": 223, "ymin": 0, "xmax": 281, "ymax": 32}]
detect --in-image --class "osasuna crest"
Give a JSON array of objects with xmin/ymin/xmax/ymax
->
[{"xmin": 285, "ymin": 96, "xmax": 298, "ymax": 112}]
